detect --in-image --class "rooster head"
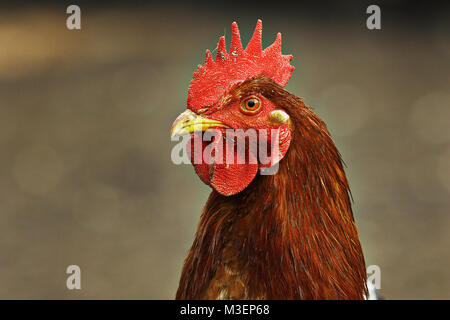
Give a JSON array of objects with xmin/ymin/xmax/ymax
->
[{"xmin": 171, "ymin": 20, "xmax": 295, "ymax": 196}]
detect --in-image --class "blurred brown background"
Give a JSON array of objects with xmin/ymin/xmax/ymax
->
[{"xmin": 0, "ymin": 1, "xmax": 448, "ymax": 299}]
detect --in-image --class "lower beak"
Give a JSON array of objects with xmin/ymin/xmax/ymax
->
[{"xmin": 170, "ymin": 109, "xmax": 229, "ymax": 138}]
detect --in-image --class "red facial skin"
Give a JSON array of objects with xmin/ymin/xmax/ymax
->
[{"xmin": 186, "ymin": 83, "xmax": 291, "ymax": 196}]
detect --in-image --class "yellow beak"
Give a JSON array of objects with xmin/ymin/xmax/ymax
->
[{"xmin": 170, "ymin": 109, "xmax": 229, "ymax": 138}]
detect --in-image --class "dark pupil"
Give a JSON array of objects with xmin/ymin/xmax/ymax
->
[{"xmin": 247, "ymin": 100, "xmax": 255, "ymax": 108}]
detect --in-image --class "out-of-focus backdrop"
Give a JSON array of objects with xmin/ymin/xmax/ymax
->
[{"xmin": 0, "ymin": 0, "xmax": 448, "ymax": 299}]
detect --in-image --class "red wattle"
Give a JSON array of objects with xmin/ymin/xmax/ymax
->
[
  {"xmin": 210, "ymin": 151, "xmax": 259, "ymax": 196},
  {"xmin": 187, "ymin": 133, "xmax": 259, "ymax": 196}
]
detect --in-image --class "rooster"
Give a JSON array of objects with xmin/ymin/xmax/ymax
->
[{"xmin": 171, "ymin": 20, "xmax": 368, "ymax": 299}]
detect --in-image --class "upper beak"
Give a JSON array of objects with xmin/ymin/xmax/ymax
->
[{"xmin": 170, "ymin": 109, "xmax": 229, "ymax": 138}]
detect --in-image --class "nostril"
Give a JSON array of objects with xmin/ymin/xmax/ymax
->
[{"xmin": 197, "ymin": 108, "xmax": 210, "ymax": 114}]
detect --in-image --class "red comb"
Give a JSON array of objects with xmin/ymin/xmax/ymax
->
[{"xmin": 187, "ymin": 20, "xmax": 295, "ymax": 111}]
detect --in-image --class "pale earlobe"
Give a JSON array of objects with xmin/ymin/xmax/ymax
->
[{"xmin": 269, "ymin": 110, "xmax": 290, "ymax": 124}]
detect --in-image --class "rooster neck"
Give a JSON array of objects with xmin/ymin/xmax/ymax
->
[
  {"xmin": 222, "ymin": 137, "xmax": 366, "ymax": 299},
  {"xmin": 176, "ymin": 102, "xmax": 367, "ymax": 300}
]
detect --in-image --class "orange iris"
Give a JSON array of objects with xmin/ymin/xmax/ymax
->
[{"xmin": 241, "ymin": 96, "xmax": 261, "ymax": 114}]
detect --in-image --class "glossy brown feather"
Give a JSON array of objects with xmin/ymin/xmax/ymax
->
[{"xmin": 176, "ymin": 77, "xmax": 367, "ymax": 300}]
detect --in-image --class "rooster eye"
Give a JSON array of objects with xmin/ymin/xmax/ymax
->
[{"xmin": 241, "ymin": 96, "xmax": 261, "ymax": 114}]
